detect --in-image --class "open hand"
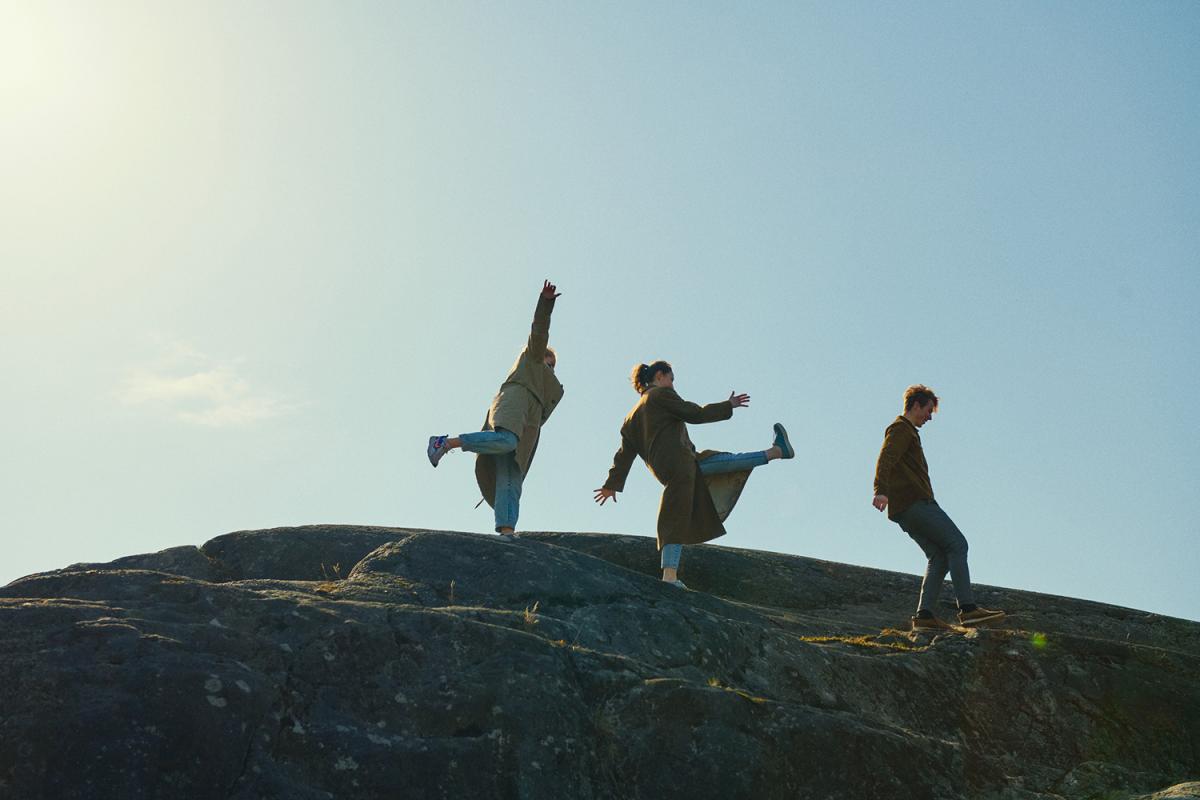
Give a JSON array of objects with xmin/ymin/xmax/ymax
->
[
  {"xmin": 593, "ymin": 488, "xmax": 617, "ymax": 505},
  {"xmin": 729, "ymin": 391, "xmax": 750, "ymax": 408},
  {"xmin": 542, "ymin": 280, "xmax": 561, "ymax": 299}
]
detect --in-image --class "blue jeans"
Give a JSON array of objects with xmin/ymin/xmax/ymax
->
[
  {"xmin": 459, "ymin": 430, "xmax": 521, "ymax": 531},
  {"xmin": 894, "ymin": 500, "xmax": 974, "ymax": 613},
  {"xmin": 660, "ymin": 450, "xmax": 770, "ymax": 569}
]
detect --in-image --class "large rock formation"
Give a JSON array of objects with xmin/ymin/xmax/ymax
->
[{"xmin": 1, "ymin": 526, "xmax": 1196, "ymax": 799}]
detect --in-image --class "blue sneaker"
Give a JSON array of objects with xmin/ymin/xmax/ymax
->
[
  {"xmin": 427, "ymin": 435, "xmax": 449, "ymax": 467},
  {"xmin": 772, "ymin": 423, "xmax": 794, "ymax": 459}
]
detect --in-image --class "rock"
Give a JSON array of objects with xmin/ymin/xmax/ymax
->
[
  {"xmin": 200, "ymin": 524, "xmax": 422, "ymax": 581},
  {"xmin": 1, "ymin": 526, "xmax": 1196, "ymax": 799},
  {"xmin": 1136, "ymin": 783, "xmax": 1200, "ymax": 799},
  {"xmin": 59, "ymin": 544, "xmax": 225, "ymax": 582}
]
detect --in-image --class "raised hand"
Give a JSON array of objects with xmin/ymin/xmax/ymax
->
[
  {"xmin": 542, "ymin": 279, "xmax": 561, "ymax": 299},
  {"xmin": 593, "ymin": 487, "xmax": 617, "ymax": 505},
  {"xmin": 729, "ymin": 391, "xmax": 750, "ymax": 408}
]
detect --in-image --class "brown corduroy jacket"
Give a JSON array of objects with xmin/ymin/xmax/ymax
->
[
  {"xmin": 873, "ymin": 415, "xmax": 934, "ymax": 520},
  {"xmin": 603, "ymin": 387, "xmax": 752, "ymax": 550}
]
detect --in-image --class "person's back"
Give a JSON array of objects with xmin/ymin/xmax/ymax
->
[{"xmin": 618, "ymin": 386, "xmax": 702, "ymax": 468}]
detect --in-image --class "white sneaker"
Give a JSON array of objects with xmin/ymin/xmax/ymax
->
[
  {"xmin": 668, "ymin": 579, "xmax": 687, "ymax": 589},
  {"xmin": 427, "ymin": 435, "xmax": 449, "ymax": 467}
]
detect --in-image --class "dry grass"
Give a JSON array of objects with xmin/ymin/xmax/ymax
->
[{"xmin": 796, "ymin": 633, "xmax": 929, "ymax": 653}]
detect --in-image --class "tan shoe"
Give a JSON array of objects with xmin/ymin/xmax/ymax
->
[
  {"xmin": 911, "ymin": 614, "xmax": 954, "ymax": 631},
  {"xmin": 958, "ymin": 607, "xmax": 1005, "ymax": 627}
]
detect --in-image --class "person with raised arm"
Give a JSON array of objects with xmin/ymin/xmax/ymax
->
[
  {"xmin": 594, "ymin": 360, "xmax": 794, "ymax": 587},
  {"xmin": 873, "ymin": 384, "xmax": 1004, "ymax": 630},
  {"xmin": 426, "ymin": 280, "xmax": 564, "ymax": 539}
]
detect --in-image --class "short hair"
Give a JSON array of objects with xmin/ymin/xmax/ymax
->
[
  {"xmin": 630, "ymin": 360, "xmax": 672, "ymax": 394},
  {"xmin": 903, "ymin": 384, "xmax": 939, "ymax": 412},
  {"xmin": 544, "ymin": 346, "xmax": 556, "ymax": 361}
]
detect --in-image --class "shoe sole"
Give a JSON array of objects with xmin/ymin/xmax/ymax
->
[
  {"xmin": 910, "ymin": 620, "xmax": 956, "ymax": 632},
  {"xmin": 427, "ymin": 436, "xmax": 444, "ymax": 467},
  {"xmin": 773, "ymin": 423, "xmax": 794, "ymax": 459},
  {"xmin": 958, "ymin": 612, "xmax": 1005, "ymax": 627}
]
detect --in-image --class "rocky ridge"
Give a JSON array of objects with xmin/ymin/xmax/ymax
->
[{"xmin": 1, "ymin": 525, "xmax": 1197, "ymax": 799}]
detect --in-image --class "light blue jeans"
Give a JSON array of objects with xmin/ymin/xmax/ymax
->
[
  {"xmin": 459, "ymin": 430, "xmax": 521, "ymax": 531},
  {"xmin": 661, "ymin": 450, "xmax": 770, "ymax": 569}
]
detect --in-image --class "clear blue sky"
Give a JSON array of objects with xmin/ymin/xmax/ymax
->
[{"xmin": 2, "ymin": 2, "xmax": 1197, "ymax": 621}]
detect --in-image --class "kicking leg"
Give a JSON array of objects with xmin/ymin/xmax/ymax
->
[
  {"xmin": 697, "ymin": 424, "xmax": 795, "ymax": 473},
  {"xmin": 428, "ymin": 429, "xmax": 517, "ymax": 467},
  {"xmin": 698, "ymin": 450, "xmax": 769, "ymax": 475}
]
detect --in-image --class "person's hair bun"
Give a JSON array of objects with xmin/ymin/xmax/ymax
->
[{"xmin": 630, "ymin": 360, "xmax": 671, "ymax": 394}]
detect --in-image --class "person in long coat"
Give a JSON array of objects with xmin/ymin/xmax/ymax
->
[
  {"xmin": 594, "ymin": 360, "xmax": 794, "ymax": 587},
  {"xmin": 427, "ymin": 280, "xmax": 564, "ymax": 537}
]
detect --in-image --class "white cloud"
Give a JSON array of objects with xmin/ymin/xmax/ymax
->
[{"xmin": 121, "ymin": 348, "xmax": 294, "ymax": 427}]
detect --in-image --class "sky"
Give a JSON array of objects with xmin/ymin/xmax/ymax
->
[{"xmin": 2, "ymin": 2, "xmax": 1197, "ymax": 621}]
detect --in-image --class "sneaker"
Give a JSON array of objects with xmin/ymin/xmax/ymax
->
[
  {"xmin": 772, "ymin": 423, "xmax": 795, "ymax": 459},
  {"xmin": 667, "ymin": 579, "xmax": 687, "ymax": 589},
  {"xmin": 911, "ymin": 614, "xmax": 955, "ymax": 631},
  {"xmin": 427, "ymin": 435, "xmax": 449, "ymax": 467},
  {"xmin": 958, "ymin": 607, "xmax": 1005, "ymax": 627}
]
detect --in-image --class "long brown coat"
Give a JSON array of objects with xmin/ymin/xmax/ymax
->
[
  {"xmin": 603, "ymin": 387, "xmax": 753, "ymax": 549},
  {"xmin": 474, "ymin": 294, "xmax": 564, "ymax": 507}
]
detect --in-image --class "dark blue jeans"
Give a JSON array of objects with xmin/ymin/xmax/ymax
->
[{"xmin": 894, "ymin": 500, "xmax": 974, "ymax": 613}]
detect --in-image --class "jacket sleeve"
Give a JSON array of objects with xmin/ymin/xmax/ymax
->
[
  {"xmin": 651, "ymin": 388, "xmax": 733, "ymax": 425},
  {"xmin": 873, "ymin": 422, "xmax": 912, "ymax": 496},
  {"xmin": 603, "ymin": 432, "xmax": 638, "ymax": 492},
  {"xmin": 526, "ymin": 294, "xmax": 555, "ymax": 361}
]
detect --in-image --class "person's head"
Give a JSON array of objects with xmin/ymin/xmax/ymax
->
[
  {"xmin": 544, "ymin": 347, "xmax": 557, "ymax": 371},
  {"xmin": 631, "ymin": 360, "xmax": 673, "ymax": 394},
  {"xmin": 903, "ymin": 384, "xmax": 938, "ymax": 427}
]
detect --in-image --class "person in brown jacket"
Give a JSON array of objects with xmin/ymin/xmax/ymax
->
[
  {"xmin": 594, "ymin": 360, "xmax": 794, "ymax": 588},
  {"xmin": 426, "ymin": 280, "xmax": 564, "ymax": 538},
  {"xmin": 872, "ymin": 384, "xmax": 1004, "ymax": 630}
]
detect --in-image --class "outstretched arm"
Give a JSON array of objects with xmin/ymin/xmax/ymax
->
[
  {"xmin": 527, "ymin": 279, "xmax": 560, "ymax": 360},
  {"xmin": 651, "ymin": 387, "xmax": 736, "ymax": 425},
  {"xmin": 596, "ymin": 433, "xmax": 637, "ymax": 504}
]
